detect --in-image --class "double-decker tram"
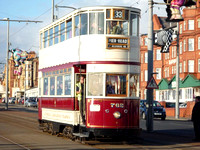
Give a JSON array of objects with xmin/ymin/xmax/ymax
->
[{"xmin": 38, "ymin": 6, "xmax": 141, "ymax": 139}]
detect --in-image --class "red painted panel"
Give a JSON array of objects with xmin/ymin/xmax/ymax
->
[
  {"xmin": 86, "ymin": 98, "xmax": 139, "ymax": 129},
  {"xmin": 39, "ymin": 97, "xmax": 75, "ymax": 110}
]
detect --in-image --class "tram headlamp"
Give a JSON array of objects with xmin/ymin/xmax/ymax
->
[{"xmin": 113, "ymin": 111, "xmax": 121, "ymax": 119}]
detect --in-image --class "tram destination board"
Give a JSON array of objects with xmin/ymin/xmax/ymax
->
[{"xmin": 106, "ymin": 37, "xmax": 129, "ymax": 50}]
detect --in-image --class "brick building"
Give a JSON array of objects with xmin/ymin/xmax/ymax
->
[
  {"xmin": 2, "ymin": 51, "xmax": 39, "ymax": 98},
  {"xmin": 140, "ymin": 2, "xmax": 200, "ymax": 114}
]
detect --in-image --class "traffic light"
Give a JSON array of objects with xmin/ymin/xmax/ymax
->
[{"xmin": 154, "ymin": 29, "xmax": 174, "ymax": 53}]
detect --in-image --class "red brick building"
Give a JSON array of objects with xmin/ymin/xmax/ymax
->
[{"xmin": 140, "ymin": 2, "xmax": 200, "ymax": 117}]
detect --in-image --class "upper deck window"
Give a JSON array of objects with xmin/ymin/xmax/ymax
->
[
  {"xmin": 75, "ymin": 15, "xmax": 80, "ymax": 36},
  {"xmin": 89, "ymin": 12, "xmax": 104, "ymax": 34},
  {"xmin": 44, "ymin": 30, "xmax": 48, "ymax": 48},
  {"xmin": 54, "ymin": 25, "xmax": 59, "ymax": 44},
  {"xmin": 60, "ymin": 22, "xmax": 65, "ymax": 42},
  {"xmin": 67, "ymin": 19, "xmax": 72, "ymax": 39},
  {"xmin": 106, "ymin": 21, "xmax": 128, "ymax": 35},
  {"xmin": 130, "ymin": 14, "xmax": 139, "ymax": 36},
  {"xmin": 49, "ymin": 28, "xmax": 53, "ymax": 46},
  {"xmin": 81, "ymin": 14, "xmax": 88, "ymax": 35}
]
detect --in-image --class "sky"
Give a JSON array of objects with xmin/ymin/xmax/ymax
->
[{"xmin": 0, "ymin": 0, "xmax": 167, "ymax": 72}]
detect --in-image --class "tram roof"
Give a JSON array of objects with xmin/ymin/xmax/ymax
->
[{"xmin": 40, "ymin": 5, "xmax": 141, "ymax": 32}]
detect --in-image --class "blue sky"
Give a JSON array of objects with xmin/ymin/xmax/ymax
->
[{"xmin": 0, "ymin": 0, "xmax": 167, "ymax": 72}]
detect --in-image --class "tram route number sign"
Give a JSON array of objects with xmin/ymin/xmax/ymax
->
[{"xmin": 106, "ymin": 37, "xmax": 129, "ymax": 50}]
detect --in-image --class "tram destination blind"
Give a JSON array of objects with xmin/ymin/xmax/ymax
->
[{"xmin": 107, "ymin": 37, "xmax": 129, "ymax": 49}]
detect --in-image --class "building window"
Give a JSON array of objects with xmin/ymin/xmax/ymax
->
[
  {"xmin": 89, "ymin": 12, "xmax": 104, "ymax": 34},
  {"xmin": 81, "ymin": 13, "xmax": 88, "ymax": 35},
  {"xmin": 188, "ymin": 38, "xmax": 194, "ymax": 51},
  {"xmin": 156, "ymin": 68, "xmax": 161, "ymax": 79},
  {"xmin": 145, "ymin": 70, "xmax": 148, "ymax": 81},
  {"xmin": 198, "ymin": 18, "xmax": 200, "ymax": 28},
  {"xmin": 66, "ymin": 19, "xmax": 72, "ymax": 39},
  {"xmin": 60, "ymin": 22, "xmax": 65, "ymax": 42},
  {"xmin": 165, "ymin": 53, "xmax": 169, "ymax": 60},
  {"xmin": 180, "ymin": 24, "xmax": 182, "ymax": 34},
  {"xmin": 164, "ymin": 67, "xmax": 169, "ymax": 78},
  {"xmin": 180, "ymin": 63, "xmax": 182, "ymax": 73},
  {"xmin": 184, "ymin": 39, "xmax": 186, "ymax": 52},
  {"xmin": 145, "ymin": 52, "xmax": 148, "ymax": 63},
  {"xmin": 184, "ymin": 21, "xmax": 186, "ymax": 30},
  {"xmin": 185, "ymin": 88, "xmax": 193, "ymax": 100},
  {"xmin": 198, "ymin": 37, "xmax": 200, "ymax": 50},
  {"xmin": 172, "ymin": 46, "xmax": 176, "ymax": 58},
  {"xmin": 188, "ymin": 60, "xmax": 194, "ymax": 73},
  {"xmin": 54, "ymin": 25, "xmax": 59, "ymax": 44},
  {"xmin": 198, "ymin": 59, "xmax": 200, "ymax": 72},
  {"xmin": 188, "ymin": 20, "xmax": 194, "ymax": 30},
  {"xmin": 184, "ymin": 61, "xmax": 186, "ymax": 72},
  {"xmin": 156, "ymin": 50, "xmax": 161, "ymax": 60},
  {"xmin": 180, "ymin": 42, "xmax": 182, "ymax": 54}
]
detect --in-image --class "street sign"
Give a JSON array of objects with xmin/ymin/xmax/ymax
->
[{"xmin": 146, "ymin": 76, "xmax": 158, "ymax": 89}]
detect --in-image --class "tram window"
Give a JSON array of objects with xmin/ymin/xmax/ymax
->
[
  {"xmin": 40, "ymin": 33, "xmax": 43, "ymax": 49},
  {"xmin": 60, "ymin": 22, "xmax": 65, "ymax": 42},
  {"xmin": 43, "ymin": 78, "xmax": 48, "ymax": 95},
  {"xmin": 64, "ymin": 74, "xmax": 71, "ymax": 95},
  {"xmin": 50, "ymin": 77, "xmax": 55, "ymax": 95},
  {"xmin": 66, "ymin": 19, "xmax": 72, "ymax": 39},
  {"xmin": 89, "ymin": 12, "xmax": 104, "ymax": 34},
  {"xmin": 106, "ymin": 74, "xmax": 127, "ymax": 96},
  {"xmin": 88, "ymin": 73, "xmax": 103, "ymax": 96},
  {"xmin": 75, "ymin": 15, "xmax": 80, "ymax": 36},
  {"xmin": 49, "ymin": 28, "xmax": 53, "ymax": 46},
  {"xmin": 81, "ymin": 14, "xmax": 88, "ymax": 35},
  {"xmin": 106, "ymin": 9, "xmax": 111, "ymax": 19},
  {"xmin": 130, "ymin": 14, "xmax": 139, "ymax": 36},
  {"xmin": 125, "ymin": 10, "xmax": 129, "ymax": 20},
  {"xmin": 57, "ymin": 76, "xmax": 63, "ymax": 95},
  {"xmin": 106, "ymin": 21, "xmax": 128, "ymax": 35},
  {"xmin": 44, "ymin": 30, "xmax": 48, "ymax": 48},
  {"xmin": 129, "ymin": 74, "xmax": 139, "ymax": 97},
  {"xmin": 54, "ymin": 25, "xmax": 59, "ymax": 44}
]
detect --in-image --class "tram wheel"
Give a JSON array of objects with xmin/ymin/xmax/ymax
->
[{"xmin": 63, "ymin": 126, "xmax": 75, "ymax": 140}]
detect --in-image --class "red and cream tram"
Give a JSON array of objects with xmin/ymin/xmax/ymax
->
[{"xmin": 38, "ymin": 6, "xmax": 141, "ymax": 138}]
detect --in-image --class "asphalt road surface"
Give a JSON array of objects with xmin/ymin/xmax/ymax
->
[{"xmin": 0, "ymin": 104, "xmax": 199, "ymax": 150}]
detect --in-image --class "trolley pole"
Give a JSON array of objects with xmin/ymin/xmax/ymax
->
[
  {"xmin": 52, "ymin": 0, "xmax": 55, "ymax": 22},
  {"xmin": 175, "ymin": 22, "xmax": 180, "ymax": 119},
  {"xmin": 0, "ymin": 18, "xmax": 42, "ymax": 110},
  {"xmin": 146, "ymin": 0, "xmax": 154, "ymax": 132}
]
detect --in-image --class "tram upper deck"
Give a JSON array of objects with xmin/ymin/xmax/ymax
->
[{"xmin": 39, "ymin": 6, "xmax": 141, "ymax": 70}]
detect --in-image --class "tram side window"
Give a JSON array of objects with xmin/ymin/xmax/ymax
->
[
  {"xmin": 106, "ymin": 21, "xmax": 128, "ymax": 35},
  {"xmin": 44, "ymin": 30, "xmax": 48, "ymax": 48},
  {"xmin": 89, "ymin": 12, "xmax": 104, "ymax": 34},
  {"xmin": 130, "ymin": 14, "xmax": 139, "ymax": 36},
  {"xmin": 88, "ymin": 73, "xmax": 103, "ymax": 96},
  {"xmin": 75, "ymin": 15, "xmax": 80, "ymax": 36},
  {"xmin": 43, "ymin": 77, "xmax": 48, "ymax": 95},
  {"xmin": 57, "ymin": 76, "xmax": 63, "ymax": 95},
  {"xmin": 66, "ymin": 19, "xmax": 72, "ymax": 39},
  {"xmin": 60, "ymin": 22, "xmax": 65, "ymax": 42},
  {"xmin": 64, "ymin": 74, "xmax": 71, "ymax": 95},
  {"xmin": 106, "ymin": 74, "xmax": 127, "ymax": 96},
  {"xmin": 54, "ymin": 25, "xmax": 59, "ymax": 44},
  {"xmin": 49, "ymin": 28, "xmax": 53, "ymax": 46},
  {"xmin": 50, "ymin": 77, "xmax": 55, "ymax": 95},
  {"xmin": 81, "ymin": 14, "xmax": 88, "ymax": 35},
  {"xmin": 129, "ymin": 74, "xmax": 139, "ymax": 97}
]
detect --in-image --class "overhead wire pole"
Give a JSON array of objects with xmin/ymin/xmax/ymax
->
[
  {"xmin": 0, "ymin": 18, "xmax": 42, "ymax": 110},
  {"xmin": 146, "ymin": 0, "xmax": 154, "ymax": 132}
]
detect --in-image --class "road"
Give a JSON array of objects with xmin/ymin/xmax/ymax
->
[{"xmin": 0, "ymin": 103, "xmax": 199, "ymax": 150}]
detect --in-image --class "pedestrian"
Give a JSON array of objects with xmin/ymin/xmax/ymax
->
[{"xmin": 192, "ymin": 96, "xmax": 200, "ymax": 141}]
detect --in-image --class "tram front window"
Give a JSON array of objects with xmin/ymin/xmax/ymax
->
[
  {"xmin": 106, "ymin": 21, "xmax": 128, "ymax": 35},
  {"xmin": 89, "ymin": 12, "xmax": 104, "ymax": 34},
  {"xmin": 106, "ymin": 74, "xmax": 126, "ymax": 96},
  {"xmin": 88, "ymin": 73, "xmax": 103, "ymax": 96}
]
